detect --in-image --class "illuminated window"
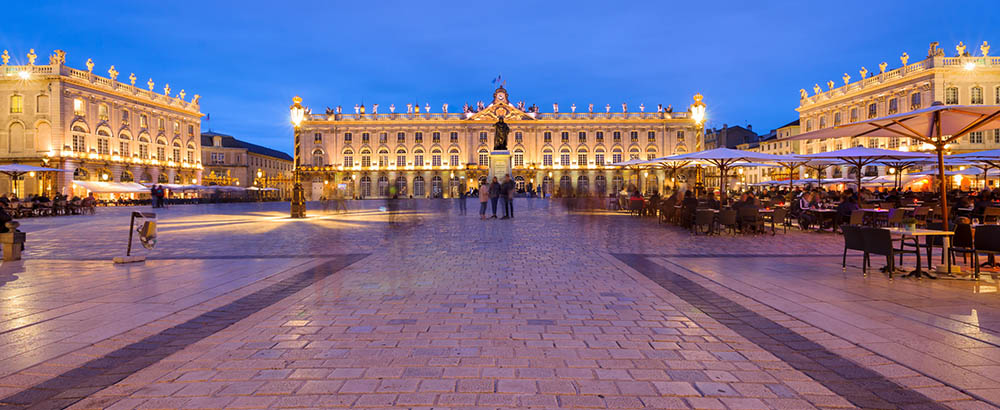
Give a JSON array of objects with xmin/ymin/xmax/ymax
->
[
  {"xmin": 577, "ymin": 150, "xmax": 587, "ymax": 165},
  {"xmin": 595, "ymin": 150, "xmax": 605, "ymax": 165},
  {"xmin": 629, "ymin": 131, "xmax": 638, "ymax": 142},
  {"xmin": 647, "ymin": 131, "xmax": 655, "ymax": 142},
  {"xmin": 344, "ymin": 132, "xmax": 352, "ymax": 143},
  {"xmin": 413, "ymin": 149, "xmax": 424, "ymax": 166},
  {"xmin": 313, "ymin": 149, "xmax": 325, "ymax": 165},
  {"xmin": 396, "ymin": 148, "xmax": 406, "ymax": 166},
  {"xmin": 542, "ymin": 150, "xmax": 553, "ymax": 166},
  {"xmin": 449, "ymin": 149, "xmax": 459, "ymax": 166},
  {"xmin": 629, "ymin": 148, "xmax": 640, "ymax": 160},
  {"xmin": 140, "ymin": 114, "xmax": 148, "ymax": 128},
  {"xmin": 911, "ymin": 93, "xmax": 922, "ymax": 110},
  {"xmin": 378, "ymin": 149, "xmax": 389, "ymax": 167},
  {"xmin": 478, "ymin": 150, "xmax": 489, "ymax": 166},
  {"xmin": 513, "ymin": 150, "xmax": 523, "ymax": 167},
  {"xmin": 432, "ymin": 132, "xmax": 440, "ymax": 143},
  {"xmin": 120, "ymin": 141, "xmax": 130, "ymax": 157},
  {"xmin": 888, "ymin": 98, "xmax": 898, "ymax": 114},
  {"xmin": 612, "ymin": 148, "xmax": 622, "ymax": 163},
  {"xmin": 97, "ymin": 138, "xmax": 109, "ymax": 155},
  {"xmin": 98, "ymin": 103, "xmax": 109, "ymax": 121},
  {"xmin": 71, "ymin": 126, "xmax": 86, "ymax": 152},
  {"xmin": 431, "ymin": 149, "xmax": 441, "ymax": 166},
  {"xmin": 362, "ymin": 132, "xmax": 370, "ymax": 143},
  {"xmin": 138, "ymin": 142, "xmax": 148, "ymax": 159},
  {"xmin": 414, "ymin": 132, "xmax": 423, "ymax": 143},
  {"xmin": 9, "ymin": 95, "xmax": 22, "ymax": 113},
  {"xmin": 450, "ymin": 131, "xmax": 458, "ymax": 142},
  {"xmin": 972, "ymin": 86, "xmax": 984, "ymax": 104},
  {"xmin": 343, "ymin": 150, "xmax": 354, "ymax": 167},
  {"xmin": 970, "ymin": 131, "xmax": 984, "ymax": 144},
  {"xmin": 559, "ymin": 149, "xmax": 570, "ymax": 165},
  {"xmin": 314, "ymin": 133, "xmax": 322, "ymax": 143},
  {"xmin": 73, "ymin": 98, "xmax": 85, "ymax": 116},
  {"xmin": 172, "ymin": 143, "xmax": 181, "ymax": 162},
  {"xmin": 543, "ymin": 132, "xmax": 551, "ymax": 143},
  {"xmin": 361, "ymin": 149, "xmax": 372, "ymax": 167},
  {"xmin": 946, "ymin": 87, "xmax": 959, "ymax": 104},
  {"xmin": 561, "ymin": 131, "xmax": 569, "ymax": 142}
]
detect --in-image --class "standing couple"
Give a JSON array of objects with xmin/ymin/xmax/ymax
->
[
  {"xmin": 479, "ymin": 174, "xmax": 515, "ymax": 220},
  {"xmin": 150, "ymin": 184, "xmax": 167, "ymax": 208}
]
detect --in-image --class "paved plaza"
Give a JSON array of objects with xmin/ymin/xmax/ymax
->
[{"xmin": 1, "ymin": 199, "xmax": 1000, "ymax": 409}]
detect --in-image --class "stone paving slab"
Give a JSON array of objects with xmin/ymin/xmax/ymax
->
[{"xmin": 0, "ymin": 201, "xmax": 998, "ymax": 408}]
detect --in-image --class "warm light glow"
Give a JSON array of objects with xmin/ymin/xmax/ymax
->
[
  {"xmin": 257, "ymin": 170, "xmax": 263, "ymax": 178},
  {"xmin": 17, "ymin": 71, "xmax": 30, "ymax": 80},
  {"xmin": 290, "ymin": 96, "xmax": 305, "ymax": 127},
  {"xmin": 101, "ymin": 173, "xmax": 109, "ymax": 181},
  {"xmin": 964, "ymin": 62, "xmax": 977, "ymax": 71},
  {"xmin": 28, "ymin": 171, "xmax": 35, "ymax": 177},
  {"xmin": 191, "ymin": 178, "xmax": 197, "ymax": 184},
  {"xmin": 953, "ymin": 174, "xmax": 963, "ymax": 184},
  {"xmin": 888, "ymin": 168, "xmax": 896, "ymax": 174}
]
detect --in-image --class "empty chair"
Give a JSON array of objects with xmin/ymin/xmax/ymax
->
[
  {"xmin": 841, "ymin": 225, "xmax": 867, "ymax": 271},
  {"xmin": 693, "ymin": 210, "xmax": 715, "ymax": 235},
  {"xmin": 718, "ymin": 209, "xmax": 739, "ymax": 235},
  {"xmin": 974, "ymin": 225, "xmax": 1000, "ymax": 280},
  {"xmin": 985, "ymin": 207, "xmax": 1000, "ymax": 224},
  {"xmin": 861, "ymin": 227, "xmax": 917, "ymax": 279},
  {"xmin": 770, "ymin": 208, "xmax": 788, "ymax": 234},
  {"xmin": 949, "ymin": 223, "xmax": 976, "ymax": 276},
  {"xmin": 887, "ymin": 208, "xmax": 904, "ymax": 227},
  {"xmin": 849, "ymin": 210, "xmax": 864, "ymax": 226},
  {"xmin": 738, "ymin": 207, "xmax": 763, "ymax": 234}
]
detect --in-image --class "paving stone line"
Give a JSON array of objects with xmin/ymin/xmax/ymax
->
[
  {"xmin": 0, "ymin": 254, "xmax": 367, "ymax": 410},
  {"xmin": 614, "ymin": 253, "xmax": 950, "ymax": 410}
]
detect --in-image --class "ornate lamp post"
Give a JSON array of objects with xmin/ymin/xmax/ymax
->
[
  {"xmin": 290, "ymin": 96, "xmax": 307, "ymax": 218},
  {"xmin": 689, "ymin": 93, "xmax": 707, "ymax": 195}
]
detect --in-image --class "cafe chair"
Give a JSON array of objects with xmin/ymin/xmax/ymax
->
[
  {"xmin": 770, "ymin": 208, "xmax": 788, "ymax": 234},
  {"xmin": 973, "ymin": 225, "xmax": 1000, "ymax": 280},
  {"xmin": 693, "ymin": 210, "xmax": 716, "ymax": 235},
  {"xmin": 887, "ymin": 209, "xmax": 904, "ymax": 227},
  {"xmin": 984, "ymin": 207, "xmax": 1000, "ymax": 224},
  {"xmin": 861, "ymin": 227, "xmax": 917, "ymax": 279},
  {"xmin": 738, "ymin": 207, "xmax": 763, "ymax": 235},
  {"xmin": 949, "ymin": 223, "xmax": 976, "ymax": 277},
  {"xmin": 718, "ymin": 209, "xmax": 739, "ymax": 236},
  {"xmin": 849, "ymin": 210, "xmax": 864, "ymax": 226},
  {"xmin": 900, "ymin": 222, "xmax": 948, "ymax": 265},
  {"xmin": 841, "ymin": 225, "xmax": 867, "ymax": 272}
]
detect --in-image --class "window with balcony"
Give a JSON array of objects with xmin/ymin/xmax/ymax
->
[
  {"xmin": 629, "ymin": 131, "xmax": 638, "ymax": 142},
  {"xmin": 415, "ymin": 132, "xmax": 423, "ymax": 143},
  {"xmin": 596, "ymin": 131, "xmax": 604, "ymax": 142},
  {"xmin": 9, "ymin": 95, "xmax": 22, "ymax": 113},
  {"xmin": 397, "ymin": 132, "xmax": 405, "ymax": 143},
  {"xmin": 379, "ymin": 132, "xmax": 387, "ymax": 143},
  {"xmin": 946, "ymin": 87, "xmax": 959, "ymax": 104},
  {"xmin": 450, "ymin": 131, "xmax": 458, "ymax": 143},
  {"xmin": 613, "ymin": 131, "xmax": 621, "ymax": 142},
  {"xmin": 361, "ymin": 132, "xmax": 370, "ymax": 144},
  {"xmin": 972, "ymin": 86, "xmax": 984, "ymax": 104},
  {"xmin": 73, "ymin": 98, "xmax": 86, "ymax": 116},
  {"xmin": 344, "ymin": 132, "xmax": 352, "ymax": 143},
  {"xmin": 543, "ymin": 132, "xmax": 551, "ymax": 143},
  {"xmin": 561, "ymin": 131, "xmax": 569, "ymax": 142},
  {"xmin": 868, "ymin": 103, "xmax": 877, "ymax": 119},
  {"xmin": 432, "ymin": 132, "xmax": 440, "ymax": 143},
  {"xmin": 314, "ymin": 133, "xmax": 322, "ymax": 143},
  {"xmin": 911, "ymin": 93, "xmax": 921, "ymax": 110},
  {"xmin": 647, "ymin": 131, "xmax": 655, "ymax": 142}
]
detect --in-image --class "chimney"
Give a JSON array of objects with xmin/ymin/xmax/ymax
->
[{"xmin": 747, "ymin": 124, "xmax": 752, "ymax": 131}]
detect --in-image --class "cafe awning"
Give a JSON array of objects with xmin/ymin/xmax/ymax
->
[{"xmin": 72, "ymin": 181, "xmax": 150, "ymax": 193}]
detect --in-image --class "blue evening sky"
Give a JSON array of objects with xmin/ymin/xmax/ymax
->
[{"xmin": 2, "ymin": 1, "xmax": 997, "ymax": 154}]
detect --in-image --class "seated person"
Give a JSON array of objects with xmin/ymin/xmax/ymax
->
[{"xmin": 703, "ymin": 193, "xmax": 720, "ymax": 210}]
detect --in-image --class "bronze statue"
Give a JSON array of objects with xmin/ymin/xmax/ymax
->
[{"xmin": 493, "ymin": 116, "xmax": 510, "ymax": 151}]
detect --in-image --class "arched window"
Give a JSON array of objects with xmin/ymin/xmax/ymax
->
[
  {"xmin": 121, "ymin": 170, "xmax": 134, "ymax": 182},
  {"xmin": 7, "ymin": 122, "xmax": 25, "ymax": 153},
  {"xmin": 514, "ymin": 176, "xmax": 525, "ymax": 192},
  {"xmin": 577, "ymin": 147, "xmax": 588, "ymax": 166},
  {"xmin": 612, "ymin": 148, "xmax": 623, "ymax": 163},
  {"xmin": 171, "ymin": 140, "xmax": 181, "ymax": 162},
  {"xmin": 542, "ymin": 175, "xmax": 553, "ymax": 195},
  {"xmin": 96, "ymin": 128, "xmax": 111, "ymax": 155},
  {"xmin": 343, "ymin": 149, "xmax": 354, "ymax": 167},
  {"xmin": 431, "ymin": 148, "xmax": 442, "ymax": 167},
  {"xmin": 73, "ymin": 167, "xmax": 89, "ymax": 180},
  {"xmin": 312, "ymin": 148, "xmax": 325, "ymax": 166},
  {"xmin": 449, "ymin": 148, "xmax": 460, "ymax": 166},
  {"xmin": 342, "ymin": 176, "xmax": 355, "ymax": 198},
  {"xmin": 413, "ymin": 175, "xmax": 426, "ymax": 197},
  {"xmin": 542, "ymin": 148, "xmax": 553, "ymax": 166},
  {"xmin": 594, "ymin": 175, "xmax": 607, "ymax": 196},
  {"xmin": 612, "ymin": 175, "xmax": 624, "ymax": 193},
  {"xmin": 414, "ymin": 148, "xmax": 424, "ymax": 167},
  {"xmin": 645, "ymin": 147, "xmax": 657, "ymax": 161},
  {"xmin": 478, "ymin": 149, "xmax": 489, "ymax": 167},
  {"xmin": 377, "ymin": 148, "xmax": 389, "ymax": 167},
  {"xmin": 395, "ymin": 175, "xmax": 408, "ymax": 195},
  {"xmin": 35, "ymin": 94, "xmax": 48, "ymax": 113},
  {"xmin": 645, "ymin": 175, "xmax": 659, "ymax": 194},
  {"xmin": 577, "ymin": 175, "xmax": 590, "ymax": 196},
  {"xmin": 819, "ymin": 116, "xmax": 827, "ymax": 128},
  {"xmin": 559, "ymin": 175, "xmax": 572, "ymax": 194},
  {"xmin": 431, "ymin": 175, "xmax": 443, "ymax": 197},
  {"xmin": 395, "ymin": 148, "xmax": 406, "ymax": 167},
  {"xmin": 186, "ymin": 142, "xmax": 195, "ymax": 163},
  {"xmin": 946, "ymin": 87, "xmax": 959, "ymax": 104},
  {"xmin": 513, "ymin": 148, "xmax": 524, "ymax": 167},
  {"xmin": 360, "ymin": 149, "xmax": 371, "ymax": 167},
  {"xmin": 377, "ymin": 175, "xmax": 389, "ymax": 196},
  {"xmin": 971, "ymin": 86, "xmax": 984, "ymax": 104},
  {"xmin": 9, "ymin": 95, "xmax": 23, "ymax": 113},
  {"xmin": 138, "ymin": 134, "xmax": 150, "ymax": 159},
  {"xmin": 559, "ymin": 148, "xmax": 571, "ymax": 165},
  {"xmin": 360, "ymin": 175, "xmax": 372, "ymax": 197},
  {"xmin": 595, "ymin": 148, "xmax": 606, "ymax": 165}
]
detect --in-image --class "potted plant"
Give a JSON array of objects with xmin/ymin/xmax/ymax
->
[{"xmin": 901, "ymin": 216, "xmax": 918, "ymax": 231}]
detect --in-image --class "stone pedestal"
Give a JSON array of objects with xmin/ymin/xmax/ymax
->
[{"xmin": 489, "ymin": 151, "xmax": 512, "ymax": 181}]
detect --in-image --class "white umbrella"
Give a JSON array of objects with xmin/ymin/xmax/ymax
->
[
  {"xmin": 796, "ymin": 147, "xmax": 932, "ymax": 193},
  {"xmin": 0, "ymin": 164, "xmax": 72, "ymax": 197},
  {"xmin": 791, "ymin": 103, "xmax": 1000, "ymax": 223},
  {"xmin": 669, "ymin": 148, "xmax": 785, "ymax": 198}
]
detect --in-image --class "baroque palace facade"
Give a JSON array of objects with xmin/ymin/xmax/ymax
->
[
  {"xmin": 0, "ymin": 49, "xmax": 202, "ymax": 196},
  {"xmin": 295, "ymin": 86, "xmax": 704, "ymax": 199},
  {"xmin": 796, "ymin": 41, "xmax": 1000, "ymax": 181}
]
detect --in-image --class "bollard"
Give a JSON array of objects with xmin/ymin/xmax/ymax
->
[{"xmin": 0, "ymin": 222, "xmax": 25, "ymax": 261}]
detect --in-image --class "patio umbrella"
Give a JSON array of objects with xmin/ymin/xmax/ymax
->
[
  {"xmin": 792, "ymin": 103, "xmax": 1000, "ymax": 225},
  {"xmin": 669, "ymin": 148, "xmax": 784, "ymax": 199},
  {"xmin": 949, "ymin": 149, "xmax": 1000, "ymax": 189},
  {"xmin": 795, "ymin": 147, "xmax": 932, "ymax": 192},
  {"xmin": 769, "ymin": 155, "xmax": 839, "ymax": 192},
  {"xmin": 611, "ymin": 158, "xmax": 657, "ymax": 192},
  {"xmin": 648, "ymin": 154, "xmax": 697, "ymax": 190},
  {"xmin": 0, "ymin": 164, "xmax": 72, "ymax": 197}
]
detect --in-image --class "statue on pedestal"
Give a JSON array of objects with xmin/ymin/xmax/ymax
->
[{"xmin": 493, "ymin": 116, "xmax": 510, "ymax": 151}]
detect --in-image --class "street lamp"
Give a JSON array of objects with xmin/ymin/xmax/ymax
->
[
  {"xmin": 690, "ymin": 93, "xmax": 707, "ymax": 195},
  {"xmin": 289, "ymin": 96, "xmax": 306, "ymax": 218}
]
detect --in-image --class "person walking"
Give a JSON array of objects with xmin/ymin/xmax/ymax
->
[
  {"xmin": 458, "ymin": 186, "xmax": 468, "ymax": 215},
  {"xmin": 479, "ymin": 180, "xmax": 490, "ymax": 220},
  {"xmin": 150, "ymin": 185, "xmax": 159, "ymax": 208},
  {"xmin": 489, "ymin": 177, "xmax": 501, "ymax": 219},
  {"xmin": 499, "ymin": 175, "xmax": 511, "ymax": 219}
]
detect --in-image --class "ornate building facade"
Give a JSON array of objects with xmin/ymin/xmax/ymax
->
[
  {"xmin": 294, "ymin": 86, "xmax": 704, "ymax": 199},
  {"xmin": 0, "ymin": 49, "xmax": 202, "ymax": 196},
  {"xmin": 797, "ymin": 41, "xmax": 1000, "ymax": 180},
  {"xmin": 202, "ymin": 131, "xmax": 293, "ymax": 197}
]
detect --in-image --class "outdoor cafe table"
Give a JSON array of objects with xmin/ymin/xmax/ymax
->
[
  {"xmin": 806, "ymin": 208, "xmax": 837, "ymax": 232},
  {"xmin": 861, "ymin": 208, "xmax": 890, "ymax": 226},
  {"xmin": 884, "ymin": 227, "xmax": 954, "ymax": 279}
]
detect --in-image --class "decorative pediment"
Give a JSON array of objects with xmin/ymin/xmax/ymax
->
[{"xmin": 466, "ymin": 87, "xmax": 535, "ymax": 121}]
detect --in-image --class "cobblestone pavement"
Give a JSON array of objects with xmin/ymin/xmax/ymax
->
[{"xmin": 0, "ymin": 199, "xmax": 998, "ymax": 408}]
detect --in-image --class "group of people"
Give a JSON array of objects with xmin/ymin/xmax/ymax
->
[
  {"xmin": 478, "ymin": 174, "xmax": 516, "ymax": 220},
  {"xmin": 149, "ymin": 185, "xmax": 168, "ymax": 208}
]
